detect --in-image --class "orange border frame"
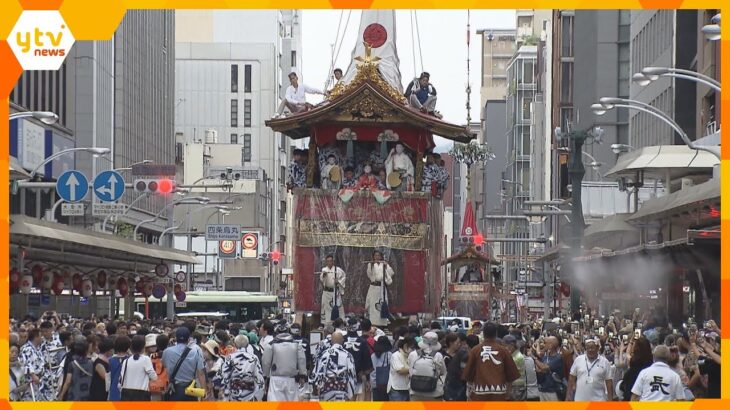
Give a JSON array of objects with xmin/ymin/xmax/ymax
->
[{"xmin": 1, "ymin": 0, "xmax": 728, "ymax": 408}]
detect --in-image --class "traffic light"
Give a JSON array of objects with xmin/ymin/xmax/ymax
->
[
  {"xmin": 270, "ymin": 250, "xmax": 281, "ymax": 265},
  {"xmin": 473, "ymin": 234, "xmax": 485, "ymax": 246},
  {"xmin": 134, "ymin": 178, "xmax": 176, "ymax": 194}
]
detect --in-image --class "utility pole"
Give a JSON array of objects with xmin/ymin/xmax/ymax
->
[{"xmin": 165, "ymin": 198, "xmax": 176, "ymax": 319}]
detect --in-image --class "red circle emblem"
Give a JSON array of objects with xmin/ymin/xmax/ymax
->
[{"xmin": 363, "ymin": 23, "xmax": 387, "ymax": 48}]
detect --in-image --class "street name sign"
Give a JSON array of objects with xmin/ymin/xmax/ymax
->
[
  {"xmin": 92, "ymin": 203, "xmax": 127, "ymax": 216},
  {"xmin": 93, "ymin": 170, "xmax": 125, "ymax": 202},
  {"xmin": 205, "ymin": 224, "xmax": 241, "ymax": 241},
  {"xmin": 56, "ymin": 170, "xmax": 89, "ymax": 202},
  {"xmin": 61, "ymin": 203, "xmax": 85, "ymax": 216}
]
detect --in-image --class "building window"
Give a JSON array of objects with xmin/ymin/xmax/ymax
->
[
  {"xmin": 231, "ymin": 99, "xmax": 238, "ymax": 127},
  {"xmin": 244, "ymin": 99, "xmax": 252, "ymax": 127},
  {"xmin": 291, "ymin": 50, "xmax": 296, "ymax": 67},
  {"xmin": 521, "ymin": 97, "xmax": 532, "ymax": 121},
  {"xmin": 561, "ymin": 15, "xmax": 574, "ymax": 58},
  {"xmin": 244, "ymin": 64, "xmax": 252, "ymax": 92},
  {"xmin": 522, "ymin": 60, "xmax": 534, "ymax": 84},
  {"xmin": 231, "ymin": 133, "xmax": 238, "ymax": 144},
  {"xmin": 231, "ymin": 64, "xmax": 238, "ymax": 92},
  {"xmin": 243, "ymin": 134, "xmax": 252, "ymax": 162}
]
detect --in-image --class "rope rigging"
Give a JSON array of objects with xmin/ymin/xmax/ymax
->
[{"xmin": 324, "ymin": 10, "xmax": 352, "ymax": 91}]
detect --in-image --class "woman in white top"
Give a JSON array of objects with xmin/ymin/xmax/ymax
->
[
  {"xmin": 119, "ymin": 335, "xmax": 157, "ymax": 401},
  {"xmin": 388, "ymin": 336, "xmax": 416, "ymax": 401}
]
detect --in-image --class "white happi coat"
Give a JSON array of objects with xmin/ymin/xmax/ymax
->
[{"xmin": 320, "ymin": 266, "xmax": 346, "ymax": 324}]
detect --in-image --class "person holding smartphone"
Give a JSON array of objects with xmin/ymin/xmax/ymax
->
[{"xmin": 619, "ymin": 337, "xmax": 653, "ymax": 401}]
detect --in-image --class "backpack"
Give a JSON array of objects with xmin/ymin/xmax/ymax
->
[
  {"xmin": 149, "ymin": 353, "xmax": 169, "ymax": 394},
  {"xmin": 410, "ymin": 351, "xmax": 439, "ymax": 393},
  {"xmin": 374, "ymin": 352, "xmax": 390, "ymax": 393}
]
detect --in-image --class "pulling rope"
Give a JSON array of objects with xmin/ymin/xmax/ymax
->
[
  {"xmin": 414, "ymin": 10, "xmax": 424, "ymax": 74},
  {"xmin": 324, "ymin": 10, "xmax": 352, "ymax": 91},
  {"xmin": 409, "ymin": 11, "xmax": 417, "ymax": 78}
]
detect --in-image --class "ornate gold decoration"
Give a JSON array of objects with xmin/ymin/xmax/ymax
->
[
  {"xmin": 298, "ymin": 219, "xmax": 429, "ymax": 250},
  {"xmin": 327, "ymin": 42, "xmax": 406, "ymax": 104}
]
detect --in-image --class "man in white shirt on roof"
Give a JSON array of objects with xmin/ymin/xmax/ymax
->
[
  {"xmin": 567, "ymin": 337, "xmax": 614, "ymax": 401},
  {"xmin": 631, "ymin": 345, "xmax": 685, "ymax": 402},
  {"xmin": 275, "ymin": 71, "xmax": 324, "ymax": 117}
]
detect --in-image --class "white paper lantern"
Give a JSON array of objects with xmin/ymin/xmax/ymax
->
[
  {"xmin": 41, "ymin": 270, "xmax": 55, "ymax": 290},
  {"xmin": 20, "ymin": 274, "xmax": 33, "ymax": 294}
]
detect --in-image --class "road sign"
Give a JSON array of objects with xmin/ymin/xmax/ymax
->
[
  {"xmin": 218, "ymin": 241, "xmax": 237, "ymax": 258},
  {"xmin": 56, "ymin": 170, "xmax": 89, "ymax": 202},
  {"xmin": 92, "ymin": 203, "xmax": 127, "ymax": 216},
  {"xmin": 93, "ymin": 170, "xmax": 125, "ymax": 202},
  {"xmin": 61, "ymin": 203, "xmax": 85, "ymax": 216},
  {"xmin": 205, "ymin": 224, "xmax": 241, "ymax": 241},
  {"xmin": 241, "ymin": 231, "xmax": 259, "ymax": 258}
]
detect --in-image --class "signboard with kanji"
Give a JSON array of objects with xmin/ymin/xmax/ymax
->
[{"xmin": 205, "ymin": 224, "xmax": 241, "ymax": 241}]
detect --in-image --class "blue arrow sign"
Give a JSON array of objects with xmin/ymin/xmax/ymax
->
[
  {"xmin": 56, "ymin": 170, "xmax": 89, "ymax": 202},
  {"xmin": 93, "ymin": 170, "xmax": 125, "ymax": 202}
]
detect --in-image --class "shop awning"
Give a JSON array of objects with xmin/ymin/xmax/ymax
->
[
  {"xmin": 583, "ymin": 213, "xmax": 640, "ymax": 251},
  {"xmin": 628, "ymin": 178, "xmax": 720, "ymax": 222},
  {"xmin": 10, "ymin": 215, "xmax": 198, "ymax": 272},
  {"xmin": 10, "ymin": 156, "xmax": 31, "ymax": 181},
  {"xmin": 574, "ymin": 238, "xmax": 688, "ymax": 262},
  {"xmin": 604, "ymin": 145, "xmax": 719, "ymax": 180}
]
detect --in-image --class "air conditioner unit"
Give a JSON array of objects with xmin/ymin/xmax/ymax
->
[{"xmin": 681, "ymin": 178, "xmax": 694, "ymax": 190}]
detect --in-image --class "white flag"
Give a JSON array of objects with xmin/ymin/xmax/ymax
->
[{"xmin": 343, "ymin": 10, "xmax": 403, "ymax": 93}]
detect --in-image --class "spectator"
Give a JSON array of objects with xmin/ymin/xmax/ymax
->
[
  {"xmin": 89, "ymin": 337, "xmax": 114, "ymax": 401},
  {"xmin": 619, "ymin": 337, "xmax": 653, "ymax": 401},
  {"xmin": 630, "ymin": 345, "xmax": 685, "ymax": 401},
  {"xmin": 58, "ymin": 339, "xmax": 93, "ymax": 401},
  {"xmin": 388, "ymin": 336, "xmax": 416, "ymax": 401},
  {"xmin": 119, "ymin": 335, "xmax": 157, "ymax": 400}
]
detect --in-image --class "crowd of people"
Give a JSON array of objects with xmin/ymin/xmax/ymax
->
[{"xmin": 8, "ymin": 308, "xmax": 721, "ymax": 402}]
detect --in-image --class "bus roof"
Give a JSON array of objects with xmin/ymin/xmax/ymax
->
[
  {"xmin": 135, "ymin": 291, "xmax": 278, "ymax": 304},
  {"xmin": 176, "ymin": 312, "xmax": 229, "ymax": 318}
]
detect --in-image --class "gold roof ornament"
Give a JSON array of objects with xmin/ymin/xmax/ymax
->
[{"xmin": 327, "ymin": 42, "xmax": 406, "ymax": 104}]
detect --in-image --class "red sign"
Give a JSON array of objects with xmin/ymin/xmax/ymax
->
[
  {"xmin": 241, "ymin": 233, "xmax": 258, "ymax": 250},
  {"xmin": 219, "ymin": 241, "xmax": 236, "ymax": 259}
]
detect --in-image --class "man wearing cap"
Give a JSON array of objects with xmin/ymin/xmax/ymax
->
[
  {"xmin": 261, "ymin": 322, "xmax": 307, "ymax": 401},
  {"xmin": 408, "ymin": 331, "xmax": 447, "ymax": 400},
  {"xmin": 216, "ymin": 335, "xmax": 265, "ymax": 401},
  {"xmin": 567, "ymin": 337, "xmax": 614, "ymax": 401},
  {"xmin": 463, "ymin": 322, "xmax": 519, "ymax": 401},
  {"xmin": 630, "ymin": 345, "xmax": 685, "ymax": 401},
  {"xmin": 503, "ymin": 335, "xmax": 527, "ymax": 400},
  {"xmin": 275, "ymin": 72, "xmax": 324, "ymax": 117},
  {"xmin": 404, "ymin": 72, "xmax": 440, "ymax": 117},
  {"xmin": 161, "ymin": 327, "xmax": 206, "ymax": 401}
]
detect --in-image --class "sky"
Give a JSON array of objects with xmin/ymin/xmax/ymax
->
[{"xmin": 301, "ymin": 9, "xmax": 517, "ymax": 152}]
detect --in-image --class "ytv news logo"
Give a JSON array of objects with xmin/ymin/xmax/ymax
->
[{"xmin": 9, "ymin": 11, "xmax": 75, "ymax": 70}]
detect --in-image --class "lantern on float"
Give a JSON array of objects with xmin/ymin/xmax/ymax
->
[{"xmin": 20, "ymin": 274, "xmax": 33, "ymax": 294}]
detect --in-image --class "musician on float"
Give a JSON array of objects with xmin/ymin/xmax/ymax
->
[
  {"xmin": 320, "ymin": 255, "xmax": 346, "ymax": 324},
  {"xmin": 385, "ymin": 143, "xmax": 414, "ymax": 191}
]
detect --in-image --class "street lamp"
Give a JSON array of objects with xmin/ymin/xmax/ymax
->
[
  {"xmin": 9, "ymin": 111, "xmax": 59, "ymax": 124},
  {"xmin": 610, "ymin": 143, "xmax": 635, "ymax": 154},
  {"xmin": 133, "ymin": 196, "xmax": 210, "ymax": 240},
  {"xmin": 113, "ymin": 159, "xmax": 153, "ymax": 173},
  {"xmin": 592, "ymin": 97, "xmax": 720, "ymax": 160},
  {"xmin": 631, "ymin": 67, "xmax": 721, "ymax": 92},
  {"xmin": 28, "ymin": 147, "xmax": 111, "ymax": 179}
]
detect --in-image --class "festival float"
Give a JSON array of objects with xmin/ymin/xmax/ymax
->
[{"xmin": 266, "ymin": 11, "xmax": 476, "ymax": 323}]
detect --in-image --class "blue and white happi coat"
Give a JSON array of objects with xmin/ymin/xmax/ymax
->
[
  {"xmin": 215, "ymin": 349, "xmax": 265, "ymax": 401},
  {"xmin": 309, "ymin": 344, "xmax": 357, "ymax": 401}
]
